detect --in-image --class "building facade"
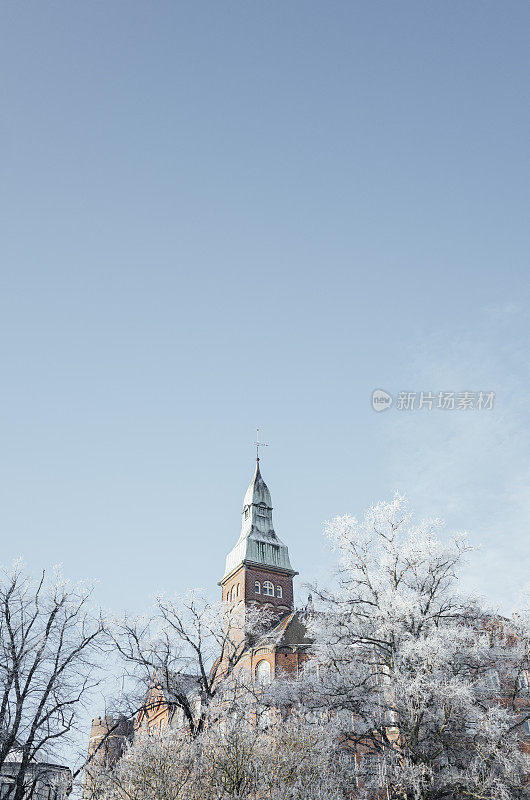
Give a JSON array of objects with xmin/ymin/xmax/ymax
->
[
  {"xmin": 85, "ymin": 456, "xmax": 310, "ymax": 757},
  {"xmin": 0, "ymin": 751, "xmax": 71, "ymax": 800},
  {"xmin": 218, "ymin": 457, "xmax": 311, "ymax": 678},
  {"xmin": 84, "ymin": 457, "xmax": 530, "ymax": 796}
]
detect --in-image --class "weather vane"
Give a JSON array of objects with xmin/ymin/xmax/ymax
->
[{"xmin": 256, "ymin": 428, "xmax": 268, "ymax": 462}]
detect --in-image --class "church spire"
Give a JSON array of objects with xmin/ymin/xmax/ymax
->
[
  {"xmin": 240, "ymin": 458, "xmax": 272, "ymax": 539},
  {"xmin": 221, "ymin": 457, "xmax": 296, "ymax": 583}
]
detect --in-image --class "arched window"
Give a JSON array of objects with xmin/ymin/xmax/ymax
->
[
  {"xmin": 263, "ymin": 581, "xmax": 274, "ymax": 596},
  {"xmin": 254, "ymin": 581, "xmax": 261, "ymax": 594},
  {"xmin": 276, "ymin": 585, "xmax": 283, "ymax": 599},
  {"xmin": 230, "ymin": 586, "xmax": 236, "ymax": 601},
  {"xmin": 256, "ymin": 659, "xmax": 271, "ymax": 685},
  {"xmin": 236, "ymin": 583, "xmax": 240, "ymax": 597}
]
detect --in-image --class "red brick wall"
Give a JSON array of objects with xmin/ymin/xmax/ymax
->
[
  {"xmin": 236, "ymin": 647, "xmax": 309, "ymax": 683},
  {"xmin": 244, "ymin": 566, "xmax": 293, "ymax": 611},
  {"xmin": 221, "ymin": 567, "xmax": 246, "ymax": 604},
  {"xmin": 274, "ymin": 650, "xmax": 309, "ymax": 678},
  {"xmin": 221, "ymin": 565, "xmax": 294, "ymax": 611}
]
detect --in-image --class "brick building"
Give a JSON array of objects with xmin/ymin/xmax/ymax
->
[
  {"xmin": 84, "ymin": 458, "xmax": 530, "ymax": 795},
  {"xmin": 218, "ymin": 456, "xmax": 311, "ymax": 680},
  {"xmin": 0, "ymin": 751, "xmax": 71, "ymax": 800},
  {"xmin": 85, "ymin": 456, "xmax": 311, "ymax": 756}
]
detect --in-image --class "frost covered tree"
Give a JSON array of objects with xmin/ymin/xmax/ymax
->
[
  {"xmin": 111, "ymin": 590, "xmax": 274, "ymax": 737},
  {"xmin": 88, "ymin": 707, "xmax": 353, "ymax": 800},
  {"xmin": 251, "ymin": 710, "xmax": 355, "ymax": 800},
  {"xmin": 289, "ymin": 495, "xmax": 530, "ymax": 800},
  {"xmin": 195, "ymin": 710, "xmax": 354, "ymax": 800},
  {"xmin": 85, "ymin": 497, "xmax": 530, "ymax": 800},
  {"xmin": 87, "ymin": 730, "xmax": 195, "ymax": 800},
  {"xmin": 0, "ymin": 562, "xmax": 108, "ymax": 800}
]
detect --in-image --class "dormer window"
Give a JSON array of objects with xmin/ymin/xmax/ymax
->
[
  {"xmin": 244, "ymin": 507, "xmax": 250, "ymax": 519},
  {"xmin": 257, "ymin": 505, "xmax": 267, "ymax": 517}
]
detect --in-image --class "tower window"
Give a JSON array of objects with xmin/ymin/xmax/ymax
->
[
  {"xmin": 254, "ymin": 581, "xmax": 261, "ymax": 594},
  {"xmin": 257, "ymin": 505, "xmax": 267, "ymax": 517},
  {"xmin": 263, "ymin": 581, "xmax": 274, "ymax": 596},
  {"xmin": 276, "ymin": 585, "xmax": 283, "ymax": 599}
]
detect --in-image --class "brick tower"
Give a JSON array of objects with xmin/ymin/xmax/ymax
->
[
  {"xmin": 83, "ymin": 715, "xmax": 133, "ymax": 797},
  {"xmin": 219, "ymin": 457, "xmax": 297, "ymax": 624}
]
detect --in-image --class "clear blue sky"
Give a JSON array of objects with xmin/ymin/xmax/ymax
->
[{"xmin": 1, "ymin": 2, "xmax": 529, "ymax": 621}]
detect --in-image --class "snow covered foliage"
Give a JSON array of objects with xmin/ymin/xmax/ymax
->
[
  {"xmin": 288, "ymin": 494, "xmax": 530, "ymax": 799},
  {"xmin": 88, "ymin": 708, "xmax": 353, "ymax": 800},
  {"xmin": 90, "ymin": 496, "xmax": 530, "ymax": 800},
  {"xmin": 111, "ymin": 590, "xmax": 275, "ymax": 737},
  {"xmin": 0, "ymin": 562, "xmax": 107, "ymax": 800},
  {"xmin": 87, "ymin": 730, "xmax": 195, "ymax": 800}
]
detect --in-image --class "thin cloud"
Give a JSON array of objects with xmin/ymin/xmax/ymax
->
[{"xmin": 483, "ymin": 303, "xmax": 520, "ymax": 321}]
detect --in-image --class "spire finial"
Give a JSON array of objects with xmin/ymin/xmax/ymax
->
[{"xmin": 256, "ymin": 428, "xmax": 267, "ymax": 463}]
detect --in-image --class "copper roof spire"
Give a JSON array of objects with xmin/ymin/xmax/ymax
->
[{"xmin": 221, "ymin": 443, "xmax": 296, "ymax": 581}]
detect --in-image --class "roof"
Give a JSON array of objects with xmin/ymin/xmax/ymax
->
[
  {"xmin": 154, "ymin": 671, "xmax": 199, "ymax": 703},
  {"xmin": 2, "ymin": 748, "xmax": 70, "ymax": 773},
  {"xmin": 222, "ymin": 460, "xmax": 296, "ymax": 581},
  {"xmin": 253, "ymin": 611, "xmax": 313, "ymax": 650},
  {"xmin": 243, "ymin": 461, "xmax": 272, "ymax": 508}
]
